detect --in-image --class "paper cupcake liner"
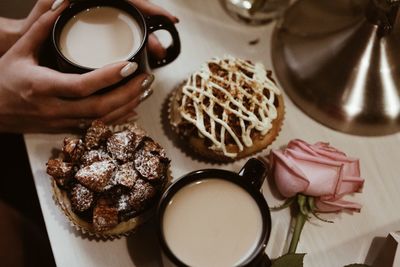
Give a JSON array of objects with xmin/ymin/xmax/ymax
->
[
  {"xmin": 52, "ymin": 179, "xmax": 153, "ymax": 239},
  {"xmin": 167, "ymin": 82, "xmax": 186, "ymax": 136},
  {"xmin": 52, "ymin": 168, "xmax": 172, "ymax": 239}
]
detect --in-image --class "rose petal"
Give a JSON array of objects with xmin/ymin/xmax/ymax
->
[
  {"xmin": 315, "ymin": 197, "xmax": 362, "ymax": 213},
  {"xmin": 286, "ymin": 149, "xmax": 342, "ymax": 197},
  {"xmin": 287, "ymin": 139, "xmax": 319, "ymax": 157},
  {"xmin": 341, "ymin": 159, "xmax": 360, "ymax": 177},
  {"xmin": 287, "ymin": 140, "xmax": 359, "ymax": 197},
  {"xmin": 336, "ymin": 175, "xmax": 364, "ymax": 196},
  {"xmin": 314, "ymin": 142, "xmax": 346, "ymax": 156},
  {"xmin": 271, "ymin": 150, "xmax": 309, "ymax": 198},
  {"xmin": 313, "ymin": 148, "xmax": 361, "ymax": 177},
  {"xmin": 288, "ymin": 140, "xmax": 360, "ymax": 176}
]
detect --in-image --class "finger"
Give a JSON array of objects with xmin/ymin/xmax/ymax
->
[
  {"xmin": 0, "ymin": 114, "xmax": 83, "ymax": 133},
  {"xmin": 14, "ymin": 0, "xmax": 69, "ymax": 54},
  {"xmin": 147, "ymin": 34, "xmax": 167, "ymax": 60},
  {"xmin": 22, "ymin": 0, "xmax": 54, "ymax": 33},
  {"xmin": 42, "ymin": 117, "xmax": 87, "ymax": 133},
  {"xmin": 129, "ymin": 0, "xmax": 179, "ymax": 23},
  {"xmin": 36, "ymin": 61, "xmax": 138, "ymax": 97},
  {"xmin": 59, "ymin": 73, "xmax": 154, "ymax": 118},
  {"xmin": 100, "ymin": 97, "xmax": 140, "ymax": 124},
  {"xmin": 114, "ymin": 112, "xmax": 138, "ymax": 125}
]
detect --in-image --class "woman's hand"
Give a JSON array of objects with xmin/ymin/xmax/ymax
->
[
  {"xmin": 0, "ymin": 0, "xmax": 179, "ymax": 59},
  {"xmin": 0, "ymin": 2, "xmax": 154, "ymax": 133},
  {"xmin": 129, "ymin": 0, "xmax": 179, "ymax": 60},
  {"xmin": 0, "ymin": 0, "xmax": 54, "ymax": 56}
]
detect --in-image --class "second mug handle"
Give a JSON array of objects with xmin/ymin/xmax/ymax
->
[
  {"xmin": 238, "ymin": 158, "xmax": 267, "ymax": 190},
  {"xmin": 146, "ymin": 15, "xmax": 181, "ymax": 68},
  {"xmin": 239, "ymin": 158, "xmax": 272, "ymax": 267}
]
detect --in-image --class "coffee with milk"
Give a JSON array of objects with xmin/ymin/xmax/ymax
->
[
  {"xmin": 162, "ymin": 178, "xmax": 263, "ymax": 267},
  {"xmin": 58, "ymin": 6, "xmax": 143, "ymax": 69}
]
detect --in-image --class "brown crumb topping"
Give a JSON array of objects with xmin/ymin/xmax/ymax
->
[
  {"xmin": 63, "ymin": 138, "xmax": 85, "ymax": 163},
  {"xmin": 70, "ymin": 183, "xmax": 94, "ymax": 213},
  {"xmin": 107, "ymin": 131, "xmax": 137, "ymax": 162},
  {"xmin": 93, "ymin": 198, "xmax": 119, "ymax": 232},
  {"xmin": 46, "ymin": 159, "xmax": 74, "ymax": 188},
  {"xmin": 128, "ymin": 179, "xmax": 156, "ymax": 212},
  {"xmin": 47, "ymin": 120, "xmax": 170, "ymax": 232},
  {"xmin": 85, "ymin": 120, "xmax": 112, "ymax": 150},
  {"xmin": 75, "ymin": 160, "xmax": 116, "ymax": 192}
]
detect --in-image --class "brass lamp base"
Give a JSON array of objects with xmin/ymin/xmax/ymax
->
[{"xmin": 272, "ymin": 0, "xmax": 400, "ymax": 136}]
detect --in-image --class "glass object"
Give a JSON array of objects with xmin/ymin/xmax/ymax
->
[{"xmin": 221, "ymin": 0, "xmax": 290, "ymax": 25}]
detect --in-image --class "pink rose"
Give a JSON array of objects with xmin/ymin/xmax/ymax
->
[{"xmin": 269, "ymin": 139, "xmax": 364, "ymax": 212}]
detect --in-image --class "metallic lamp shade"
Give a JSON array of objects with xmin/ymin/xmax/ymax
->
[{"xmin": 272, "ymin": 0, "xmax": 400, "ymax": 135}]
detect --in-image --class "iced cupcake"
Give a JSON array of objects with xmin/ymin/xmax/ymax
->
[{"xmin": 169, "ymin": 56, "xmax": 284, "ymax": 162}]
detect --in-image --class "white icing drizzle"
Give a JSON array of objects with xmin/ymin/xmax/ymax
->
[{"xmin": 179, "ymin": 56, "xmax": 281, "ymax": 158}]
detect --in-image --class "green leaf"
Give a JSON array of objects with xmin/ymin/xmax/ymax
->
[
  {"xmin": 271, "ymin": 197, "xmax": 295, "ymax": 211},
  {"xmin": 311, "ymin": 210, "xmax": 334, "ymax": 223},
  {"xmin": 297, "ymin": 195, "xmax": 309, "ymax": 216},
  {"xmin": 307, "ymin": 196, "xmax": 316, "ymax": 211},
  {"xmin": 344, "ymin": 264, "xmax": 371, "ymax": 267},
  {"xmin": 272, "ymin": 253, "xmax": 305, "ymax": 267}
]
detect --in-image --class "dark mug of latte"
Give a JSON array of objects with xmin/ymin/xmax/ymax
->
[
  {"xmin": 156, "ymin": 158, "xmax": 273, "ymax": 267},
  {"xmin": 52, "ymin": 0, "xmax": 180, "ymax": 74}
]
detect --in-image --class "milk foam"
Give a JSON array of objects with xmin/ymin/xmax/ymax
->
[
  {"xmin": 59, "ymin": 6, "xmax": 142, "ymax": 69},
  {"xmin": 162, "ymin": 179, "xmax": 263, "ymax": 267}
]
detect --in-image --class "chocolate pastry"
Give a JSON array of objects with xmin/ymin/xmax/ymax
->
[
  {"xmin": 46, "ymin": 158, "xmax": 74, "ymax": 187},
  {"xmin": 128, "ymin": 179, "xmax": 156, "ymax": 212},
  {"xmin": 70, "ymin": 183, "xmax": 94, "ymax": 213},
  {"xmin": 62, "ymin": 137, "xmax": 85, "ymax": 163},
  {"xmin": 93, "ymin": 198, "xmax": 119, "ymax": 232},
  {"xmin": 75, "ymin": 160, "xmax": 116, "ymax": 192},
  {"xmin": 80, "ymin": 149, "xmax": 112, "ymax": 167},
  {"xmin": 134, "ymin": 148, "xmax": 164, "ymax": 181},
  {"xmin": 47, "ymin": 120, "xmax": 170, "ymax": 236},
  {"xmin": 106, "ymin": 130, "xmax": 137, "ymax": 162},
  {"xmin": 112, "ymin": 162, "xmax": 139, "ymax": 188},
  {"xmin": 84, "ymin": 120, "xmax": 112, "ymax": 150}
]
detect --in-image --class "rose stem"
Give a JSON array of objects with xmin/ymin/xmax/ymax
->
[{"xmin": 288, "ymin": 205, "xmax": 307, "ymax": 253}]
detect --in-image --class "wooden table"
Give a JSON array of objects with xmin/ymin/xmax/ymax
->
[{"xmin": 22, "ymin": 1, "xmax": 400, "ymax": 266}]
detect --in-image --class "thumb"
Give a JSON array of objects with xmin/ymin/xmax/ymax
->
[{"xmin": 13, "ymin": 0, "xmax": 68, "ymax": 55}]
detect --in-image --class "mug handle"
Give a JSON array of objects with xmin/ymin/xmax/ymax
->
[
  {"xmin": 239, "ymin": 158, "xmax": 272, "ymax": 267},
  {"xmin": 146, "ymin": 15, "xmax": 181, "ymax": 68},
  {"xmin": 238, "ymin": 158, "xmax": 267, "ymax": 190}
]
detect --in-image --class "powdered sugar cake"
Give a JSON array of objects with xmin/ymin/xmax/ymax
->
[
  {"xmin": 47, "ymin": 120, "xmax": 171, "ymax": 237},
  {"xmin": 169, "ymin": 56, "xmax": 285, "ymax": 162}
]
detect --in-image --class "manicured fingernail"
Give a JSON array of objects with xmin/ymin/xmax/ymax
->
[
  {"xmin": 120, "ymin": 62, "xmax": 138, "ymax": 77},
  {"xmin": 139, "ymin": 88, "xmax": 154, "ymax": 102},
  {"xmin": 141, "ymin": 74, "xmax": 155, "ymax": 90},
  {"xmin": 173, "ymin": 16, "xmax": 180, "ymax": 23},
  {"xmin": 51, "ymin": 0, "xmax": 64, "ymax": 11}
]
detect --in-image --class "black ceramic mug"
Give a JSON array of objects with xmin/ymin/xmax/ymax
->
[
  {"xmin": 52, "ymin": 0, "xmax": 180, "ymax": 74},
  {"xmin": 156, "ymin": 158, "xmax": 272, "ymax": 267}
]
